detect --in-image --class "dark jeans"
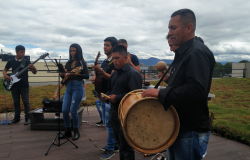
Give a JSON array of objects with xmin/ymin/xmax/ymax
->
[
  {"xmin": 11, "ymin": 87, "xmax": 30, "ymax": 120},
  {"xmin": 168, "ymin": 130, "xmax": 211, "ymax": 160},
  {"xmin": 110, "ymin": 107, "xmax": 135, "ymax": 160}
]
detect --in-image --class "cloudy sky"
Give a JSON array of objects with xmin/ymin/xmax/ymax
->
[{"xmin": 0, "ymin": 0, "xmax": 250, "ymax": 62}]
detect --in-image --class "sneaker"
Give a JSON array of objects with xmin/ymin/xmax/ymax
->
[
  {"xmin": 54, "ymin": 116, "xmax": 60, "ymax": 119},
  {"xmin": 96, "ymin": 120, "xmax": 103, "ymax": 126},
  {"xmin": 24, "ymin": 119, "xmax": 30, "ymax": 125},
  {"xmin": 100, "ymin": 150, "xmax": 115, "ymax": 160},
  {"xmin": 101, "ymin": 146, "xmax": 119, "ymax": 153}
]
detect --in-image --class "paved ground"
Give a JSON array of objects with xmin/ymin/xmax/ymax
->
[{"xmin": 0, "ymin": 109, "xmax": 250, "ymax": 160}]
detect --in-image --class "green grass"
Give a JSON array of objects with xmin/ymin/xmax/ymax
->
[
  {"xmin": 0, "ymin": 78, "xmax": 4, "ymax": 91},
  {"xmin": 208, "ymin": 78, "xmax": 250, "ymax": 145},
  {"xmin": 0, "ymin": 78, "xmax": 250, "ymax": 145},
  {"xmin": 0, "ymin": 83, "xmax": 97, "ymax": 113}
]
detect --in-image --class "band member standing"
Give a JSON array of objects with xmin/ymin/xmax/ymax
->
[
  {"xmin": 104, "ymin": 45, "xmax": 142, "ymax": 160},
  {"xmin": 117, "ymin": 39, "xmax": 141, "ymax": 72},
  {"xmin": 91, "ymin": 37, "xmax": 119, "ymax": 159},
  {"xmin": 3, "ymin": 45, "xmax": 37, "ymax": 125},
  {"xmin": 59, "ymin": 43, "xmax": 89, "ymax": 141},
  {"xmin": 142, "ymin": 9, "xmax": 215, "ymax": 160}
]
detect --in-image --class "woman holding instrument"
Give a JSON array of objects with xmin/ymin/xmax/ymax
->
[{"xmin": 59, "ymin": 43, "xmax": 89, "ymax": 140}]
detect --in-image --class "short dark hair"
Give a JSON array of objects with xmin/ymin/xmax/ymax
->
[
  {"xmin": 171, "ymin": 9, "xmax": 196, "ymax": 31},
  {"xmin": 118, "ymin": 39, "xmax": 128, "ymax": 46},
  {"xmin": 104, "ymin": 37, "xmax": 118, "ymax": 47},
  {"xmin": 15, "ymin": 45, "xmax": 25, "ymax": 52},
  {"xmin": 112, "ymin": 45, "xmax": 127, "ymax": 57}
]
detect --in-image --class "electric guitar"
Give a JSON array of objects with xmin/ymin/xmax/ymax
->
[
  {"xmin": 3, "ymin": 53, "xmax": 49, "ymax": 91},
  {"xmin": 94, "ymin": 51, "xmax": 102, "ymax": 94}
]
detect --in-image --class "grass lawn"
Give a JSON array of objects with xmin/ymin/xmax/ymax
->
[{"xmin": 0, "ymin": 78, "xmax": 250, "ymax": 145}]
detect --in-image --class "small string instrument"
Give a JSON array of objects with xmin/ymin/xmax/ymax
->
[
  {"xmin": 94, "ymin": 51, "xmax": 102, "ymax": 93},
  {"xmin": 61, "ymin": 66, "xmax": 82, "ymax": 83}
]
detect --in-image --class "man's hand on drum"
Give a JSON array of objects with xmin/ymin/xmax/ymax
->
[
  {"xmin": 108, "ymin": 94, "xmax": 117, "ymax": 103},
  {"xmin": 141, "ymin": 88, "xmax": 159, "ymax": 98}
]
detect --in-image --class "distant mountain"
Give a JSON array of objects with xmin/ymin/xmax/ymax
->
[
  {"xmin": 86, "ymin": 58, "xmax": 236, "ymax": 66},
  {"xmin": 139, "ymin": 57, "xmax": 173, "ymax": 65}
]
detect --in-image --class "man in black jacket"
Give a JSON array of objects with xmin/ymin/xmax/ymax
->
[
  {"xmin": 142, "ymin": 9, "xmax": 215, "ymax": 160},
  {"xmin": 3, "ymin": 45, "xmax": 37, "ymax": 125}
]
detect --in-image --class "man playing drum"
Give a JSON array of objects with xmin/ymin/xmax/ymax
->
[
  {"xmin": 104, "ymin": 45, "xmax": 142, "ymax": 160},
  {"xmin": 142, "ymin": 9, "xmax": 215, "ymax": 160}
]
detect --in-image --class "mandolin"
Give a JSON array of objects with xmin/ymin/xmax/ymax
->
[
  {"xmin": 94, "ymin": 51, "xmax": 102, "ymax": 94},
  {"xmin": 61, "ymin": 66, "xmax": 82, "ymax": 84}
]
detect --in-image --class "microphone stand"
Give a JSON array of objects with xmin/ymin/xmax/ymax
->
[{"xmin": 44, "ymin": 57, "xmax": 78, "ymax": 156}]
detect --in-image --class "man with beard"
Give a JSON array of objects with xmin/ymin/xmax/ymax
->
[
  {"xmin": 91, "ymin": 37, "xmax": 119, "ymax": 159},
  {"xmin": 142, "ymin": 9, "xmax": 215, "ymax": 160}
]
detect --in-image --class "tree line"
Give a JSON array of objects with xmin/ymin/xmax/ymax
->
[{"xmin": 213, "ymin": 60, "xmax": 249, "ymax": 77}]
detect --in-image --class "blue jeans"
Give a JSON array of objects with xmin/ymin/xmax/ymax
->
[
  {"xmin": 102, "ymin": 102, "xmax": 118, "ymax": 151},
  {"xmin": 95, "ymin": 99, "xmax": 103, "ymax": 121},
  {"xmin": 62, "ymin": 80, "xmax": 84, "ymax": 128},
  {"xmin": 168, "ymin": 130, "xmax": 211, "ymax": 160}
]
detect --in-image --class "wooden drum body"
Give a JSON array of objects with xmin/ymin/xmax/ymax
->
[{"xmin": 119, "ymin": 89, "xmax": 179, "ymax": 154}]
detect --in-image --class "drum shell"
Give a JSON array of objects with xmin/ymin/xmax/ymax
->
[{"xmin": 118, "ymin": 89, "xmax": 180, "ymax": 154}]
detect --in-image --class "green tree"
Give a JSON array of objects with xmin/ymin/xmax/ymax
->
[
  {"xmin": 223, "ymin": 62, "xmax": 232, "ymax": 75},
  {"xmin": 213, "ymin": 62, "xmax": 223, "ymax": 77},
  {"xmin": 238, "ymin": 60, "xmax": 249, "ymax": 63}
]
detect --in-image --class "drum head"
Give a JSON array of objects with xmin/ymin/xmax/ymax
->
[{"xmin": 124, "ymin": 98, "xmax": 177, "ymax": 151}]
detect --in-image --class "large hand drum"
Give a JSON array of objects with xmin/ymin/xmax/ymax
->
[{"xmin": 119, "ymin": 89, "xmax": 179, "ymax": 154}]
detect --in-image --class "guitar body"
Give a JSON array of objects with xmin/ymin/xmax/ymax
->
[
  {"xmin": 61, "ymin": 66, "xmax": 82, "ymax": 84},
  {"xmin": 94, "ymin": 51, "xmax": 102, "ymax": 94},
  {"xmin": 95, "ymin": 74, "xmax": 102, "ymax": 94},
  {"xmin": 3, "ymin": 73, "xmax": 21, "ymax": 91}
]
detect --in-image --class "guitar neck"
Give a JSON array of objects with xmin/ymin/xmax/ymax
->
[{"xmin": 16, "ymin": 58, "xmax": 40, "ymax": 78}]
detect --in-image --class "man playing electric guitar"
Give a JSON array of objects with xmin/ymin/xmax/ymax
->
[{"xmin": 2, "ymin": 45, "xmax": 37, "ymax": 125}]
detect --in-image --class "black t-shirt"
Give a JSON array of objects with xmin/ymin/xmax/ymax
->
[
  {"xmin": 101, "ymin": 59, "xmax": 115, "ymax": 93},
  {"xmin": 5, "ymin": 58, "xmax": 31, "ymax": 88}
]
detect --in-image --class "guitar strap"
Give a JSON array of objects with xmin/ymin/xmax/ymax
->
[
  {"xmin": 13, "ymin": 59, "xmax": 26, "ymax": 73},
  {"xmin": 102, "ymin": 59, "xmax": 113, "ymax": 72}
]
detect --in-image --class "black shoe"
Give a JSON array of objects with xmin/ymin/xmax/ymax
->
[
  {"xmin": 8, "ymin": 119, "xmax": 20, "ymax": 124},
  {"xmin": 72, "ymin": 128, "xmax": 80, "ymax": 140},
  {"xmin": 100, "ymin": 150, "xmax": 115, "ymax": 160},
  {"xmin": 59, "ymin": 128, "xmax": 72, "ymax": 139},
  {"xmin": 96, "ymin": 120, "xmax": 103, "ymax": 126},
  {"xmin": 24, "ymin": 119, "xmax": 30, "ymax": 125}
]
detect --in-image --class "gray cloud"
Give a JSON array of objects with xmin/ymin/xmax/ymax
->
[{"xmin": 0, "ymin": 0, "xmax": 250, "ymax": 62}]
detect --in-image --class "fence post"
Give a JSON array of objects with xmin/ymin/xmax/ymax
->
[{"xmin": 144, "ymin": 70, "xmax": 145, "ymax": 83}]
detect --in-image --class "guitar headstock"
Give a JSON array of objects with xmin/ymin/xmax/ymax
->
[
  {"xmin": 94, "ymin": 51, "xmax": 101, "ymax": 66},
  {"xmin": 39, "ymin": 52, "xmax": 49, "ymax": 59}
]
